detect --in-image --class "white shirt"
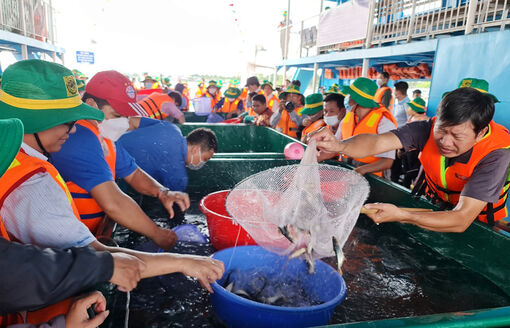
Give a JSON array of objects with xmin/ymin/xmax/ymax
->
[
  {"xmin": 0, "ymin": 143, "xmax": 96, "ymax": 250},
  {"xmin": 393, "ymin": 96, "xmax": 410, "ymax": 127}
]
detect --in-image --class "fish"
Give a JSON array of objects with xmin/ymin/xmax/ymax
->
[
  {"xmin": 289, "ymin": 247, "xmax": 306, "ymax": 259},
  {"xmin": 332, "ymin": 236, "xmax": 345, "ymax": 275},
  {"xmin": 304, "ymin": 251, "xmax": 315, "ymax": 274},
  {"xmin": 278, "ymin": 225, "xmax": 294, "ymax": 243}
]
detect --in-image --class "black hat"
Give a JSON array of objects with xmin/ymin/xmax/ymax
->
[{"xmin": 245, "ymin": 76, "xmax": 260, "ymax": 87}]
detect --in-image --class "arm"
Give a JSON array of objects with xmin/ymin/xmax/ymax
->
[
  {"xmin": 354, "ymin": 158, "xmax": 394, "ymax": 175},
  {"xmin": 91, "ymin": 241, "xmax": 224, "ymax": 293},
  {"xmin": 311, "ymin": 127, "xmax": 403, "ymax": 159},
  {"xmin": 289, "ymin": 111, "xmax": 305, "ymax": 126},
  {"xmin": 0, "ymin": 240, "xmax": 113, "ymax": 314},
  {"xmin": 123, "ymin": 167, "xmax": 190, "ymax": 218},
  {"xmin": 90, "ymin": 180, "xmax": 177, "ymax": 250},
  {"xmin": 381, "ymin": 89, "xmax": 392, "ymax": 108},
  {"xmin": 364, "ymin": 195, "xmax": 486, "ymax": 232},
  {"xmin": 270, "ymin": 101, "xmax": 285, "ymax": 127}
]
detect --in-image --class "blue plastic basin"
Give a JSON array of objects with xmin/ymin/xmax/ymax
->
[{"xmin": 211, "ymin": 246, "xmax": 346, "ymax": 328}]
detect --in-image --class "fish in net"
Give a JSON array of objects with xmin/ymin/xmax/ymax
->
[{"xmin": 225, "ymin": 140, "xmax": 370, "ymax": 273}]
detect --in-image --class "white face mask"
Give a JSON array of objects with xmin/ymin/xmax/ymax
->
[
  {"xmin": 98, "ymin": 117, "xmax": 129, "ymax": 141},
  {"xmin": 187, "ymin": 149, "xmax": 205, "ymax": 170},
  {"xmin": 376, "ymin": 78, "xmax": 384, "ymax": 87},
  {"xmin": 144, "ymin": 82, "xmax": 153, "ymax": 89},
  {"xmin": 324, "ymin": 115, "xmax": 339, "ymax": 127}
]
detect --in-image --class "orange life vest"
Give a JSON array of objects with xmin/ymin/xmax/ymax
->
[
  {"xmin": 219, "ymin": 98, "xmax": 241, "ymax": 113},
  {"xmin": 340, "ymin": 107, "xmax": 397, "ymax": 176},
  {"xmin": 301, "ymin": 118, "xmax": 326, "ymax": 142},
  {"xmin": 138, "ymin": 92, "xmax": 175, "ymax": 120},
  {"xmin": 276, "ymin": 108, "xmax": 301, "ymax": 138},
  {"xmin": 266, "ymin": 94, "xmax": 279, "ymax": 111},
  {"xmin": 195, "ymin": 85, "xmax": 207, "ymax": 98},
  {"xmin": 374, "ymin": 86, "xmax": 394, "ymax": 112},
  {"xmin": 66, "ymin": 120, "xmax": 117, "ymax": 235},
  {"xmin": 0, "ymin": 150, "xmax": 78, "ymax": 326},
  {"xmin": 205, "ymin": 93, "xmax": 219, "ymax": 110},
  {"xmin": 419, "ymin": 118, "xmax": 510, "ymax": 224}
]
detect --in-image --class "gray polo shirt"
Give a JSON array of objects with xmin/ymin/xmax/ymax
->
[{"xmin": 391, "ymin": 120, "xmax": 510, "ymax": 203}]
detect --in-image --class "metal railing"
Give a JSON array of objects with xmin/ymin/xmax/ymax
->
[
  {"xmin": 282, "ymin": 0, "xmax": 510, "ymax": 59},
  {"xmin": 0, "ymin": 0, "xmax": 57, "ymax": 44}
]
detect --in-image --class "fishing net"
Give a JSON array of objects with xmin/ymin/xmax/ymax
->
[{"xmin": 225, "ymin": 140, "xmax": 370, "ymax": 260}]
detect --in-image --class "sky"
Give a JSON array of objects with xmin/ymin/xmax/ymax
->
[{"xmin": 53, "ymin": 0, "xmax": 324, "ymax": 80}]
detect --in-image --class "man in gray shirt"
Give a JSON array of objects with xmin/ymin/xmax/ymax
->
[{"xmin": 311, "ymin": 87, "xmax": 510, "ymax": 233}]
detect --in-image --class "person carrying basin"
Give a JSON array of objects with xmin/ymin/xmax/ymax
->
[
  {"xmin": 310, "ymin": 80, "xmax": 510, "ymax": 233},
  {"xmin": 49, "ymin": 70, "xmax": 187, "ymax": 250},
  {"xmin": 0, "ymin": 59, "xmax": 224, "ymax": 325}
]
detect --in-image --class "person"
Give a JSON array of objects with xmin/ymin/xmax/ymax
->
[
  {"xmin": 72, "ymin": 69, "xmax": 87, "ymax": 96},
  {"xmin": 374, "ymin": 72, "xmax": 394, "ymax": 111},
  {"xmin": 400, "ymin": 97, "xmax": 429, "ymax": 188},
  {"xmin": 412, "ymin": 89, "xmax": 422, "ymax": 99},
  {"xmin": 251, "ymin": 94, "xmax": 273, "ymax": 127},
  {"xmin": 270, "ymin": 84, "xmax": 306, "ymax": 139},
  {"xmin": 175, "ymin": 83, "xmax": 190, "ymax": 111},
  {"xmin": 390, "ymin": 81, "xmax": 410, "ymax": 183},
  {"xmin": 0, "ymin": 60, "xmax": 224, "ymax": 325},
  {"xmin": 202, "ymin": 80, "xmax": 221, "ymax": 111},
  {"xmin": 300, "ymin": 93, "xmax": 326, "ymax": 143},
  {"xmin": 323, "ymin": 92, "xmax": 346, "ymax": 135},
  {"xmin": 310, "ymin": 87, "xmax": 510, "ymax": 232},
  {"xmin": 137, "ymin": 89, "xmax": 185, "ymax": 123},
  {"xmin": 141, "ymin": 75, "xmax": 157, "ymax": 90},
  {"xmin": 195, "ymin": 79, "xmax": 207, "ymax": 98},
  {"xmin": 214, "ymin": 87, "xmax": 244, "ymax": 119},
  {"xmin": 49, "ymin": 70, "xmax": 188, "ymax": 249},
  {"xmin": 0, "ymin": 118, "xmax": 140, "ymax": 328},
  {"xmin": 118, "ymin": 125, "xmax": 217, "ymax": 193},
  {"xmin": 261, "ymin": 80, "xmax": 279, "ymax": 111},
  {"xmin": 338, "ymin": 77, "xmax": 397, "ymax": 177},
  {"xmin": 244, "ymin": 76, "xmax": 264, "ymax": 114}
]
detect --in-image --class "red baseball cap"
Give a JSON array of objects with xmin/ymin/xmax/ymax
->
[{"xmin": 85, "ymin": 70, "xmax": 145, "ymax": 117}]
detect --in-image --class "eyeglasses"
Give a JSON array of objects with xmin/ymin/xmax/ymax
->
[{"xmin": 63, "ymin": 121, "xmax": 77, "ymax": 133}]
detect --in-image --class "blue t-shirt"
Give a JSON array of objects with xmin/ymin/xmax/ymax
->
[
  {"xmin": 117, "ymin": 118, "xmax": 188, "ymax": 192},
  {"xmin": 50, "ymin": 124, "xmax": 138, "ymax": 192}
]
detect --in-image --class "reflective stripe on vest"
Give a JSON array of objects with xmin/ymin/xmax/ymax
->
[
  {"xmin": 276, "ymin": 109, "xmax": 300, "ymax": 138},
  {"xmin": 66, "ymin": 120, "xmax": 117, "ymax": 234},
  {"xmin": 266, "ymin": 94, "xmax": 278, "ymax": 110},
  {"xmin": 419, "ymin": 118, "xmax": 510, "ymax": 223},
  {"xmin": 340, "ymin": 107, "xmax": 397, "ymax": 176},
  {"xmin": 302, "ymin": 119, "xmax": 326, "ymax": 140},
  {"xmin": 138, "ymin": 93, "xmax": 173, "ymax": 120},
  {"xmin": 0, "ymin": 150, "xmax": 78, "ymax": 325},
  {"xmin": 219, "ymin": 98, "xmax": 240, "ymax": 113},
  {"xmin": 374, "ymin": 86, "xmax": 394, "ymax": 111}
]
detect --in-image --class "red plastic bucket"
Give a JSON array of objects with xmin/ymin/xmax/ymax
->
[{"xmin": 199, "ymin": 190, "xmax": 257, "ymax": 250}]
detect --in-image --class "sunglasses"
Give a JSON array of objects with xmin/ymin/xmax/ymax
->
[{"xmin": 63, "ymin": 121, "xmax": 77, "ymax": 133}]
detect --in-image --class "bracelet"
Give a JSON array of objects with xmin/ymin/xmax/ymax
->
[{"xmin": 157, "ymin": 187, "xmax": 170, "ymax": 198}]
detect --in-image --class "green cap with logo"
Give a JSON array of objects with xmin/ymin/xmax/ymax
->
[
  {"xmin": 341, "ymin": 77, "xmax": 379, "ymax": 108},
  {"xmin": 229, "ymin": 79, "xmax": 240, "ymax": 86},
  {"xmin": 278, "ymin": 84, "xmax": 302, "ymax": 100},
  {"xmin": 261, "ymin": 80, "xmax": 274, "ymax": 90},
  {"xmin": 408, "ymin": 97, "xmax": 426, "ymax": 113},
  {"xmin": 300, "ymin": 93, "xmax": 324, "ymax": 115},
  {"xmin": 442, "ymin": 78, "xmax": 499, "ymax": 103},
  {"xmin": 224, "ymin": 87, "xmax": 241, "ymax": 99},
  {"xmin": 208, "ymin": 80, "xmax": 218, "ymax": 88},
  {"xmin": 0, "ymin": 59, "xmax": 104, "ymax": 134},
  {"xmin": 0, "ymin": 118, "xmax": 23, "ymax": 176},
  {"xmin": 325, "ymin": 83, "xmax": 345, "ymax": 95}
]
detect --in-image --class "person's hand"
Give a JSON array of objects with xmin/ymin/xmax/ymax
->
[
  {"xmin": 159, "ymin": 190, "xmax": 190, "ymax": 218},
  {"xmin": 302, "ymin": 117, "xmax": 312, "ymax": 127},
  {"xmin": 363, "ymin": 203, "xmax": 408, "ymax": 224},
  {"xmin": 278, "ymin": 100, "xmax": 285, "ymax": 113},
  {"xmin": 65, "ymin": 291, "xmax": 109, "ymax": 328},
  {"xmin": 153, "ymin": 227, "xmax": 178, "ymax": 251},
  {"xmin": 110, "ymin": 253, "xmax": 146, "ymax": 292},
  {"xmin": 307, "ymin": 126, "xmax": 344, "ymax": 155},
  {"xmin": 353, "ymin": 166, "xmax": 369, "ymax": 175},
  {"xmin": 180, "ymin": 255, "xmax": 225, "ymax": 293},
  {"xmin": 226, "ymin": 112, "xmax": 233, "ymax": 120}
]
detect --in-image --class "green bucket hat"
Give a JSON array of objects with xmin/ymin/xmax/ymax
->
[
  {"xmin": 0, "ymin": 59, "xmax": 104, "ymax": 134},
  {"xmin": 408, "ymin": 97, "xmax": 426, "ymax": 113},
  {"xmin": 442, "ymin": 78, "xmax": 499, "ymax": 103},
  {"xmin": 229, "ymin": 79, "xmax": 240, "ymax": 86},
  {"xmin": 278, "ymin": 84, "xmax": 302, "ymax": 100},
  {"xmin": 300, "ymin": 93, "xmax": 324, "ymax": 115},
  {"xmin": 341, "ymin": 77, "xmax": 379, "ymax": 108},
  {"xmin": 76, "ymin": 79, "xmax": 86, "ymax": 92},
  {"xmin": 224, "ymin": 87, "xmax": 241, "ymax": 99},
  {"xmin": 261, "ymin": 80, "xmax": 274, "ymax": 90},
  {"xmin": 325, "ymin": 84, "xmax": 345, "ymax": 95},
  {"xmin": 208, "ymin": 80, "xmax": 218, "ymax": 88},
  {"xmin": 0, "ymin": 118, "xmax": 23, "ymax": 176}
]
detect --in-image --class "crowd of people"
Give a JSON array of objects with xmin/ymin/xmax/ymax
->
[{"xmin": 0, "ymin": 58, "xmax": 509, "ymax": 327}]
